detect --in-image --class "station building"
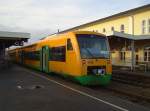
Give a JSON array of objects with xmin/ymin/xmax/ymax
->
[{"xmin": 61, "ymin": 4, "xmax": 150, "ymax": 71}]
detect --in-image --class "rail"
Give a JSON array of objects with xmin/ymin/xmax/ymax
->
[{"xmin": 112, "ymin": 70, "xmax": 150, "ymax": 88}]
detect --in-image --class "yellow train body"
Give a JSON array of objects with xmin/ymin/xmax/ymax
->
[{"xmin": 9, "ymin": 31, "xmax": 112, "ymax": 85}]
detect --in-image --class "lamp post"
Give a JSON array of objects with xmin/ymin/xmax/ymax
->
[
  {"xmin": 131, "ymin": 15, "xmax": 135, "ymax": 71},
  {"xmin": 131, "ymin": 39, "xmax": 135, "ymax": 71}
]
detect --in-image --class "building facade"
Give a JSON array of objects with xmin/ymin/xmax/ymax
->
[{"xmin": 61, "ymin": 4, "xmax": 150, "ymax": 71}]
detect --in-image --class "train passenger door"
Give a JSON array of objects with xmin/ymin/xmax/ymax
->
[{"xmin": 40, "ymin": 46, "xmax": 49, "ymax": 73}]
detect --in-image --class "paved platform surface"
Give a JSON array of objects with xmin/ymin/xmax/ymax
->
[{"xmin": 0, "ymin": 65, "xmax": 150, "ymax": 111}]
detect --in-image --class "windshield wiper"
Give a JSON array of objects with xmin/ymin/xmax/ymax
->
[{"xmin": 84, "ymin": 48, "xmax": 95, "ymax": 58}]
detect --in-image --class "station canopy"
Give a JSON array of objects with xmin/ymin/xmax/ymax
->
[
  {"xmin": 107, "ymin": 31, "xmax": 150, "ymax": 40},
  {"xmin": 0, "ymin": 31, "xmax": 30, "ymax": 48}
]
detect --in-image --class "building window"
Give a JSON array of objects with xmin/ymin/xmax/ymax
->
[
  {"xmin": 148, "ymin": 19, "xmax": 150, "ymax": 33},
  {"xmin": 111, "ymin": 27, "xmax": 114, "ymax": 31},
  {"xmin": 144, "ymin": 47, "xmax": 150, "ymax": 62},
  {"xmin": 120, "ymin": 24, "xmax": 125, "ymax": 33},
  {"xmin": 120, "ymin": 51, "xmax": 126, "ymax": 61},
  {"xmin": 50, "ymin": 46, "xmax": 66, "ymax": 62},
  {"xmin": 103, "ymin": 28, "xmax": 106, "ymax": 33},
  {"xmin": 142, "ymin": 20, "xmax": 146, "ymax": 34}
]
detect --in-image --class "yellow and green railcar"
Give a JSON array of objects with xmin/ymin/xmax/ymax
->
[{"xmin": 9, "ymin": 31, "xmax": 112, "ymax": 85}]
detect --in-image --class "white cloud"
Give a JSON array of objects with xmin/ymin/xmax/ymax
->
[{"xmin": 0, "ymin": 0, "xmax": 149, "ymax": 42}]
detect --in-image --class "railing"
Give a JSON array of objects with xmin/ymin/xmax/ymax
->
[{"xmin": 136, "ymin": 62, "xmax": 149, "ymax": 72}]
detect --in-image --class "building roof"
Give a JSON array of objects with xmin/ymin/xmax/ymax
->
[
  {"xmin": 107, "ymin": 31, "xmax": 150, "ymax": 40},
  {"xmin": 0, "ymin": 31, "xmax": 30, "ymax": 48},
  {"xmin": 60, "ymin": 4, "xmax": 150, "ymax": 33},
  {"xmin": 0, "ymin": 31, "xmax": 30, "ymax": 39}
]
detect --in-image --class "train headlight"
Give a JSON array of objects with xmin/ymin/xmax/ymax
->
[{"xmin": 97, "ymin": 69, "xmax": 105, "ymax": 75}]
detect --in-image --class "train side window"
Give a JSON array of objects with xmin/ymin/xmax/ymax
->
[
  {"xmin": 50, "ymin": 46, "xmax": 66, "ymax": 62},
  {"xmin": 24, "ymin": 51, "xmax": 40, "ymax": 60},
  {"xmin": 67, "ymin": 39, "xmax": 73, "ymax": 50}
]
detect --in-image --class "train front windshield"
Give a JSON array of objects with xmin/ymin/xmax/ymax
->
[{"xmin": 76, "ymin": 34, "xmax": 110, "ymax": 59}]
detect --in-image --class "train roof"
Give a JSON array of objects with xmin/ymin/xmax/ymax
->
[
  {"xmin": 8, "ymin": 31, "xmax": 106, "ymax": 51},
  {"xmin": 43, "ymin": 31, "xmax": 106, "ymax": 40}
]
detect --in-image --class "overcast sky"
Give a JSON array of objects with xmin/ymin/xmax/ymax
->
[{"xmin": 0, "ymin": 0, "xmax": 149, "ymax": 43}]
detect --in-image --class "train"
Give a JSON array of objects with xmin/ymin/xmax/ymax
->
[{"xmin": 8, "ymin": 31, "xmax": 112, "ymax": 85}]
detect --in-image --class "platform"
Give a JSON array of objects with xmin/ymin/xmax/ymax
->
[{"xmin": 0, "ymin": 65, "xmax": 150, "ymax": 111}]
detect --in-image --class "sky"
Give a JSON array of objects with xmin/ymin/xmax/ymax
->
[{"xmin": 0, "ymin": 0, "xmax": 150, "ymax": 43}]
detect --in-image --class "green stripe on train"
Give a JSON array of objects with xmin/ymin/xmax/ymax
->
[
  {"xmin": 56, "ymin": 73, "xmax": 111, "ymax": 86},
  {"xmin": 74, "ymin": 74, "xmax": 111, "ymax": 85},
  {"xmin": 24, "ymin": 64, "xmax": 41, "ymax": 71},
  {"xmin": 23, "ymin": 63, "xmax": 111, "ymax": 86}
]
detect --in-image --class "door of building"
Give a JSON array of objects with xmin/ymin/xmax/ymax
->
[
  {"xmin": 136, "ymin": 54, "xmax": 139, "ymax": 65},
  {"xmin": 144, "ymin": 47, "xmax": 150, "ymax": 62}
]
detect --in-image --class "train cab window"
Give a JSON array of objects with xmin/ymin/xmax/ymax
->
[
  {"xmin": 67, "ymin": 39, "xmax": 73, "ymax": 50},
  {"xmin": 76, "ymin": 34, "xmax": 110, "ymax": 59}
]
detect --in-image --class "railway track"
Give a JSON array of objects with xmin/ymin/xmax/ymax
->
[
  {"xmin": 105, "ymin": 81, "xmax": 150, "ymax": 102},
  {"xmin": 112, "ymin": 70, "xmax": 150, "ymax": 88},
  {"xmin": 88, "ymin": 81, "xmax": 150, "ymax": 108},
  {"xmin": 103, "ymin": 71, "xmax": 150, "ymax": 103}
]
